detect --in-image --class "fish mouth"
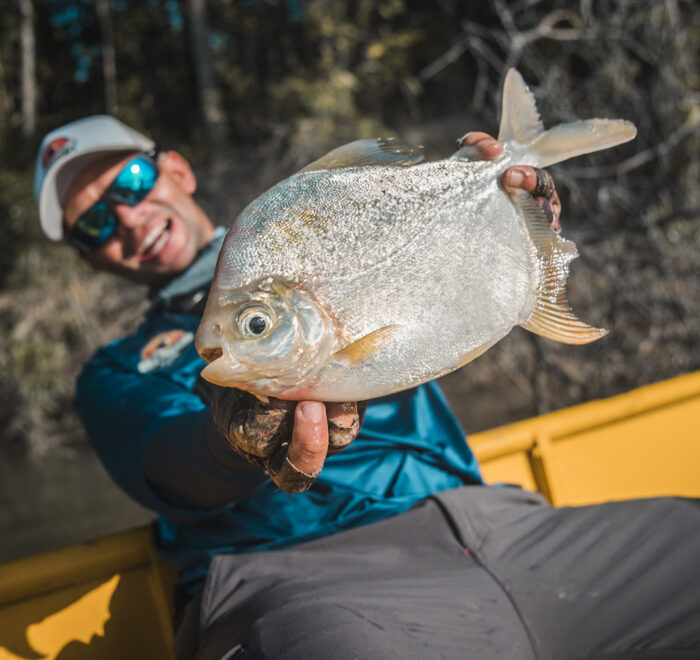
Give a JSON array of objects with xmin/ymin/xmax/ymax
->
[
  {"xmin": 195, "ymin": 320, "xmax": 223, "ymax": 363},
  {"xmin": 199, "ymin": 353, "xmax": 246, "ymax": 387},
  {"xmin": 195, "ymin": 322, "xmax": 242, "ymax": 386},
  {"xmin": 199, "ymin": 346, "xmax": 223, "ymax": 363}
]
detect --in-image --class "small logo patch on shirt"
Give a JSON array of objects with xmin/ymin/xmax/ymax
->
[{"xmin": 137, "ymin": 330, "xmax": 194, "ymax": 373}]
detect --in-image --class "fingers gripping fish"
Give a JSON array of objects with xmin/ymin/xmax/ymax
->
[{"xmin": 195, "ymin": 69, "xmax": 636, "ymax": 402}]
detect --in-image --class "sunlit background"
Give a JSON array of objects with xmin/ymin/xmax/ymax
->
[{"xmin": 1, "ymin": 0, "xmax": 698, "ymax": 560}]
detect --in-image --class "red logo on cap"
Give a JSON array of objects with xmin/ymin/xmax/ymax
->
[{"xmin": 42, "ymin": 137, "xmax": 76, "ymax": 169}]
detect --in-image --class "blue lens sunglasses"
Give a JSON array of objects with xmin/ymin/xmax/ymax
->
[{"xmin": 66, "ymin": 151, "xmax": 160, "ymax": 253}]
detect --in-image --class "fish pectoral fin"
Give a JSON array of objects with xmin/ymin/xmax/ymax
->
[
  {"xmin": 300, "ymin": 138, "xmax": 424, "ymax": 172},
  {"xmin": 332, "ymin": 325, "xmax": 401, "ymax": 365},
  {"xmin": 513, "ymin": 190, "xmax": 608, "ymax": 345}
]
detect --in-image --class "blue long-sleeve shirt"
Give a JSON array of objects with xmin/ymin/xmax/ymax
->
[{"xmin": 76, "ymin": 230, "xmax": 483, "ymax": 594}]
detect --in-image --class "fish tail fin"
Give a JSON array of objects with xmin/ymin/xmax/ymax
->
[
  {"xmin": 512, "ymin": 190, "xmax": 607, "ymax": 344},
  {"xmin": 498, "ymin": 69, "xmax": 637, "ymax": 167}
]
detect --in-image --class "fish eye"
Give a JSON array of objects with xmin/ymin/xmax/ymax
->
[
  {"xmin": 237, "ymin": 306, "xmax": 274, "ymax": 338},
  {"xmin": 246, "ymin": 315, "xmax": 267, "ymax": 335}
]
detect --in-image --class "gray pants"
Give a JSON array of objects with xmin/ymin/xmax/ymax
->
[{"xmin": 176, "ymin": 487, "xmax": 700, "ymax": 659}]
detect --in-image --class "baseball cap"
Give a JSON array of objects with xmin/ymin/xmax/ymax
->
[{"xmin": 34, "ymin": 115, "xmax": 155, "ymax": 241}]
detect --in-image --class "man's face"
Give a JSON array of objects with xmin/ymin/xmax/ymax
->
[{"xmin": 62, "ymin": 151, "xmax": 214, "ymax": 285}]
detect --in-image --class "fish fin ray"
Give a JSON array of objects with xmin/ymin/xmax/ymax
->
[
  {"xmin": 301, "ymin": 138, "xmax": 424, "ymax": 172},
  {"xmin": 513, "ymin": 190, "xmax": 608, "ymax": 345},
  {"xmin": 531, "ymin": 119, "xmax": 637, "ymax": 167},
  {"xmin": 497, "ymin": 69, "xmax": 544, "ymax": 145},
  {"xmin": 332, "ymin": 325, "xmax": 401, "ymax": 365},
  {"xmin": 495, "ymin": 68, "xmax": 636, "ymax": 166}
]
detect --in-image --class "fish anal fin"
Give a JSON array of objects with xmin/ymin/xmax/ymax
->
[
  {"xmin": 512, "ymin": 190, "xmax": 608, "ymax": 345},
  {"xmin": 522, "ymin": 309, "xmax": 608, "ymax": 345},
  {"xmin": 301, "ymin": 138, "xmax": 424, "ymax": 173},
  {"xmin": 333, "ymin": 325, "xmax": 401, "ymax": 365}
]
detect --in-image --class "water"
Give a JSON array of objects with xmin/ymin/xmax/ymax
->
[{"xmin": 0, "ymin": 438, "xmax": 152, "ymax": 562}]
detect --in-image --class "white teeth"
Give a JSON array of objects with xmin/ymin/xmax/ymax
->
[
  {"xmin": 150, "ymin": 227, "xmax": 170, "ymax": 256},
  {"xmin": 139, "ymin": 220, "xmax": 169, "ymax": 256}
]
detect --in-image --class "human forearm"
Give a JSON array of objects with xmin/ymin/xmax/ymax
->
[
  {"xmin": 77, "ymin": 353, "xmax": 266, "ymax": 515},
  {"xmin": 142, "ymin": 408, "xmax": 267, "ymax": 509}
]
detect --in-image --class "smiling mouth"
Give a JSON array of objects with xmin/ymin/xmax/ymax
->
[{"xmin": 138, "ymin": 219, "xmax": 172, "ymax": 260}]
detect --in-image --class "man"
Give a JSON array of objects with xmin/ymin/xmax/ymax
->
[{"xmin": 35, "ymin": 116, "xmax": 700, "ymax": 659}]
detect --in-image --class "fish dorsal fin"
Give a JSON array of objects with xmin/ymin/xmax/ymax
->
[
  {"xmin": 511, "ymin": 190, "xmax": 608, "ymax": 344},
  {"xmin": 300, "ymin": 138, "xmax": 425, "ymax": 173},
  {"xmin": 332, "ymin": 325, "xmax": 401, "ymax": 365},
  {"xmin": 498, "ymin": 69, "xmax": 544, "ymax": 145}
]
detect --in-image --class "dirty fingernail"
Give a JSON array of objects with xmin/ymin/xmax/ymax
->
[
  {"xmin": 457, "ymin": 132, "xmax": 473, "ymax": 146},
  {"xmin": 299, "ymin": 401, "xmax": 323, "ymax": 423}
]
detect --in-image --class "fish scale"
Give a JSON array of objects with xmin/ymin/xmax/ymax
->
[
  {"xmin": 196, "ymin": 70, "xmax": 636, "ymax": 401},
  {"xmin": 223, "ymin": 160, "xmax": 524, "ymax": 337}
]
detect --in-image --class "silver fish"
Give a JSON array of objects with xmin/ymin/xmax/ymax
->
[{"xmin": 195, "ymin": 69, "xmax": 636, "ymax": 402}]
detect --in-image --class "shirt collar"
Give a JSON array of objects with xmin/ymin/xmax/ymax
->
[{"xmin": 147, "ymin": 225, "xmax": 226, "ymax": 316}]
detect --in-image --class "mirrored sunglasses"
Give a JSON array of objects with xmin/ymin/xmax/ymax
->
[{"xmin": 66, "ymin": 153, "xmax": 159, "ymax": 253}]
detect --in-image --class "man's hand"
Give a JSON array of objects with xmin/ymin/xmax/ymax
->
[
  {"xmin": 458, "ymin": 132, "xmax": 562, "ymax": 232},
  {"xmin": 211, "ymin": 386, "xmax": 365, "ymax": 494}
]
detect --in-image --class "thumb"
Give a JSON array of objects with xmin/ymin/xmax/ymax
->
[{"xmin": 267, "ymin": 401, "xmax": 328, "ymax": 493}]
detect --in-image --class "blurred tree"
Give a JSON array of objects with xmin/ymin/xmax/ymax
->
[
  {"xmin": 94, "ymin": 0, "xmax": 117, "ymax": 114},
  {"xmin": 19, "ymin": 0, "xmax": 37, "ymax": 137},
  {"xmin": 186, "ymin": 0, "xmax": 227, "ymax": 155}
]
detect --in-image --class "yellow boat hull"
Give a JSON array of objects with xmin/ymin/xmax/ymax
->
[{"xmin": 2, "ymin": 371, "xmax": 699, "ymax": 659}]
